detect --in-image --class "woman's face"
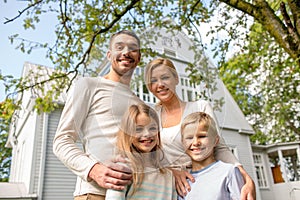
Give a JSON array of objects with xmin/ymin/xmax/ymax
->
[
  {"xmin": 132, "ymin": 113, "xmax": 159, "ymax": 153},
  {"xmin": 149, "ymin": 64, "xmax": 178, "ymax": 103}
]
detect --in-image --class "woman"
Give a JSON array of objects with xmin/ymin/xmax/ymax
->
[{"xmin": 144, "ymin": 58, "xmax": 256, "ymax": 200}]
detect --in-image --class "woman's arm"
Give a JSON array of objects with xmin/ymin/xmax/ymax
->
[
  {"xmin": 238, "ymin": 166, "xmax": 256, "ymax": 200},
  {"xmin": 170, "ymin": 168, "xmax": 194, "ymax": 198},
  {"xmin": 203, "ymin": 100, "xmax": 256, "ymax": 199}
]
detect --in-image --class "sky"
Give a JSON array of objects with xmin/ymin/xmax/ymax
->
[{"xmin": 0, "ymin": 1, "xmax": 56, "ymax": 101}]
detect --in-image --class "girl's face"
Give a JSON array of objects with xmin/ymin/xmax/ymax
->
[
  {"xmin": 149, "ymin": 64, "xmax": 178, "ymax": 103},
  {"xmin": 182, "ymin": 122, "xmax": 218, "ymax": 162},
  {"xmin": 132, "ymin": 113, "xmax": 159, "ymax": 153}
]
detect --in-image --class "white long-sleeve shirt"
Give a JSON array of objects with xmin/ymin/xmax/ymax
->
[{"xmin": 53, "ymin": 77, "xmax": 142, "ymax": 196}]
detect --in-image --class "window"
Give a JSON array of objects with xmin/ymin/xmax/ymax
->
[{"xmin": 253, "ymin": 153, "xmax": 268, "ymax": 188}]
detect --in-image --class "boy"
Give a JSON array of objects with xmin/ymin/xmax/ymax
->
[{"xmin": 179, "ymin": 112, "xmax": 244, "ymax": 200}]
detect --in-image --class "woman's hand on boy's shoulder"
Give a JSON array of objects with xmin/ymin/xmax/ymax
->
[{"xmin": 170, "ymin": 168, "xmax": 195, "ymax": 198}]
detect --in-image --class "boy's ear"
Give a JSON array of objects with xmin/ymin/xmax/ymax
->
[{"xmin": 214, "ymin": 135, "xmax": 220, "ymax": 146}]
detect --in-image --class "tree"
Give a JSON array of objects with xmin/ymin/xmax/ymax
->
[
  {"xmin": 1, "ymin": 0, "xmax": 299, "ymax": 179},
  {"xmin": 220, "ymin": 20, "xmax": 300, "ymax": 144},
  {"xmin": 0, "ymin": 99, "xmax": 17, "ymax": 181},
  {"xmin": 217, "ymin": 0, "xmax": 300, "ymax": 144}
]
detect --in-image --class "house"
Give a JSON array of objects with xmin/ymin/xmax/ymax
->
[
  {"xmin": 2, "ymin": 27, "xmax": 265, "ymax": 199},
  {"xmin": 252, "ymin": 141, "xmax": 300, "ymax": 200}
]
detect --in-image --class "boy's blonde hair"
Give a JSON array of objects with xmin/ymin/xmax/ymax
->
[
  {"xmin": 181, "ymin": 112, "xmax": 218, "ymax": 138},
  {"xmin": 116, "ymin": 103, "xmax": 165, "ymax": 195}
]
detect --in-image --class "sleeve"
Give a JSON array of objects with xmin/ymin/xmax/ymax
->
[
  {"xmin": 197, "ymin": 100, "xmax": 240, "ymax": 165},
  {"xmin": 53, "ymin": 77, "xmax": 98, "ymax": 181},
  {"xmin": 228, "ymin": 167, "xmax": 245, "ymax": 200},
  {"xmin": 105, "ymin": 188, "xmax": 127, "ymax": 200}
]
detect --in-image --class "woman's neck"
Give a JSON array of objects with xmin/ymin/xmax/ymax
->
[
  {"xmin": 160, "ymin": 96, "xmax": 186, "ymax": 128},
  {"xmin": 161, "ymin": 95, "xmax": 183, "ymax": 113}
]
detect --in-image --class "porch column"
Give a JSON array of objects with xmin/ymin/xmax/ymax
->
[{"xmin": 278, "ymin": 150, "xmax": 289, "ymax": 182}]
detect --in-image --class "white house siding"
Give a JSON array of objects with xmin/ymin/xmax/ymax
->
[
  {"xmin": 9, "ymin": 98, "xmax": 39, "ymax": 193},
  {"xmin": 220, "ymin": 129, "xmax": 256, "ymax": 178},
  {"xmin": 31, "ymin": 113, "xmax": 44, "ymax": 195},
  {"xmin": 41, "ymin": 107, "xmax": 76, "ymax": 200}
]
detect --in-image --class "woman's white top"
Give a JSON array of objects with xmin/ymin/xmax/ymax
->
[{"xmin": 156, "ymin": 100, "xmax": 240, "ymax": 168}]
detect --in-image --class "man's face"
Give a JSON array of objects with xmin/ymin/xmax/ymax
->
[{"xmin": 107, "ymin": 34, "xmax": 141, "ymax": 77}]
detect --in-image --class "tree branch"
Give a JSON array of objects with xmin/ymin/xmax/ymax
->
[
  {"xmin": 4, "ymin": 0, "xmax": 43, "ymax": 24},
  {"xmin": 280, "ymin": 2, "xmax": 300, "ymax": 50},
  {"xmin": 73, "ymin": 0, "xmax": 140, "ymax": 73},
  {"xmin": 220, "ymin": 0, "xmax": 300, "ymax": 64},
  {"xmin": 287, "ymin": 0, "xmax": 300, "ymax": 38}
]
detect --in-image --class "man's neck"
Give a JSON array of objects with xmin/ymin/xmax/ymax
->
[{"xmin": 104, "ymin": 72, "xmax": 133, "ymax": 85}]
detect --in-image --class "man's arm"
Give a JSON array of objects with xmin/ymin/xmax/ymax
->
[{"xmin": 88, "ymin": 156, "xmax": 132, "ymax": 190}]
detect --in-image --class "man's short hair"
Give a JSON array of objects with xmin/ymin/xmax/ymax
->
[{"xmin": 109, "ymin": 30, "xmax": 140, "ymax": 50}]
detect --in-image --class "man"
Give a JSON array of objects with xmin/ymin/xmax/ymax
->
[{"xmin": 53, "ymin": 30, "xmax": 142, "ymax": 200}]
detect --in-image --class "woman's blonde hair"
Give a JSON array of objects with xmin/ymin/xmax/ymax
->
[
  {"xmin": 116, "ymin": 103, "xmax": 165, "ymax": 195},
  {"xmin": 144, "ymin": 57, "xmax": 179, "ymax": 91}
]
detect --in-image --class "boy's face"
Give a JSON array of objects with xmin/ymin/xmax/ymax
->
[
  {"xmin": 107, "ymin": 33, "xmax": 141, "ymax": 76},
  {"xmin": 182, "ymin": 122, "xmax": 218, "ymax": 162}
]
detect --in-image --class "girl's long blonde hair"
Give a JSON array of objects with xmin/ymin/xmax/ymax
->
[{"xmin": 116, "ymin": 103, "xmax": 165, "ymax": 195}]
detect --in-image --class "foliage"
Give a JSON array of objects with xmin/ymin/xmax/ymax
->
[
  {"xmin": 220, "ymin": 21, "xmax": 300, "ymax": 144},
  {"xmin": 0, "ymin": 99, "xmax": 18, "ymax": 181}
]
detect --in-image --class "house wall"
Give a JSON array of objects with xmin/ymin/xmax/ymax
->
[
  {"xmin": 41, "ymin": 108, "xmax": 77, "ymax": 200},
  {"xmin": 9, "ymin": 95, "xmax": 38, "ymax": 194},
  {"xmin": 221, "ymin": 129, "xmax": 261, "ymax": 199},
  {"xmin": 273, "ymin": 182, "xmax": 300, "ymax": 200}
]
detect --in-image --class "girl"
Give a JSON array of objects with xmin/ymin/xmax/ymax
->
[{"xmin": 105, "ymin": 103, "xmax": 177, "ymax": 200}]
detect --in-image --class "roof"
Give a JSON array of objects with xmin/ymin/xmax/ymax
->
[
  {"xmin": 252, "ymin": 141, "xmax": 300, "ymax": 150},
  {"xmin": 21, "ymin": 62, "xmax": 70, "ymax": 104},
  {"xmin": 212, "ymin": 79, "xmax": 254, "ymax": 134},
  {"xmin": 0, "ymin": 182, "xmax": 37, "ymax": 199}
]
